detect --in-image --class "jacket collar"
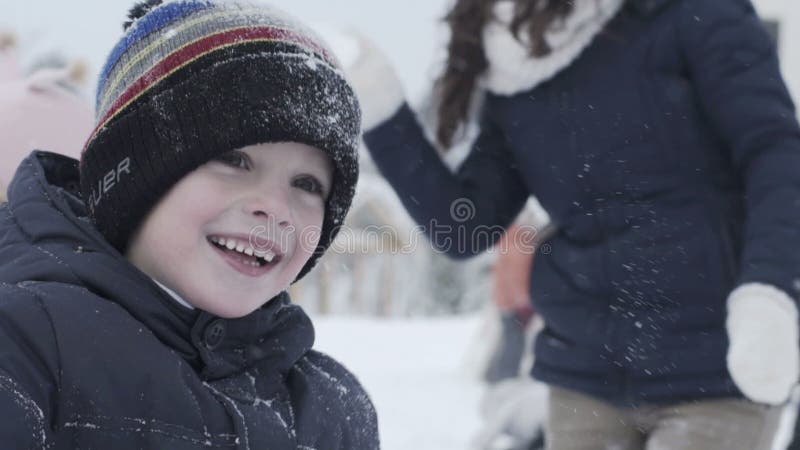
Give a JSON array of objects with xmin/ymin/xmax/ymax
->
[
  {"xmin": 3, "ymin": 151, "xmax": 314, "ymax": 380},
  {"xmin": 191, "ymin": 293, "xmax": 315, "ymax": 380}
]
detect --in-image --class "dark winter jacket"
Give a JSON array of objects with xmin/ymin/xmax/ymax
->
[
  {"xmin": 364, "ymin": 0, "xmax": 800, "ymax": 406},
  {"xmin": 0, "ymin": 151, "xmax": 379, "ymax": 449}
]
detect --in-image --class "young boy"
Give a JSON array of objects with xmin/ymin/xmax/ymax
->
[{"xmin": 0, "ymin": 1, "xmax": 378, "ymax": 448}]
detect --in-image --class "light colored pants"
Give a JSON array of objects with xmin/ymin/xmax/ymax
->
[{"xmin": 546, "ymin": 385, "xmax": 782, "ymax": 450}]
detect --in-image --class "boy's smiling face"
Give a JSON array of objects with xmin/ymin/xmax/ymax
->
[{"xmin": 126, "ymin": 142, "xmax": 333, "ymax": 318}]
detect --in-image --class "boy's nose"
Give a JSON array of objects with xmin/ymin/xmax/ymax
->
[
  {"xmin": 250, "ymin": 209, "xmax": 289, "ymax": 227},
  {"xmin": 243, "ymin": 190, "xmax": 291, "ymax": 228}
]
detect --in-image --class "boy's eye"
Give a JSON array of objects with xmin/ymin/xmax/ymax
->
[
  {"xmin": 293, "ymin": 175, "xmax": 326, "ymax": 197},
  {"xmin": 214, "ymin": 150, "xmax": 252, "ymax": 170}
]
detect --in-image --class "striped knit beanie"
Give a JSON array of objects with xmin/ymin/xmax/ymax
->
[{"xmin": 80, "ymin": 0, "xmax": 360, "ymax": 280}]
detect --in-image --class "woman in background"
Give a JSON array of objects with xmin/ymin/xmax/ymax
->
[{"xmin": 347, "ymin": 0, "xmax": 800, "ymax": 448}]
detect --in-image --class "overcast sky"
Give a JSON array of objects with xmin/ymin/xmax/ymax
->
[
  {"xmin": 0, "ymin": 0, "xmax": 452, "ymax": 104},
  {"xmin": 2, "ymin": 0, "xmax": 799, "ymax": 104}
]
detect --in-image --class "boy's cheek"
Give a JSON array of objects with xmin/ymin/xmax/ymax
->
[{"xmin": 297, "ymin": 224, "xmax": 322, "ymax": 255}]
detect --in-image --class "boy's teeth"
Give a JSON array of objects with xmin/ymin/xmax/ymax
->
[
  {"xmin": 213, "ymin": 236, "xmax": 275, "ymax": 263},
  {"xmin": 243, "ymin": 259, "xmax": 260, "ymax": 267}
]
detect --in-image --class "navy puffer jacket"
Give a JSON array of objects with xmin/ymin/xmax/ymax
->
[
  {"xmin": 0, "ymin": 152, "xmax": 379, "ymax": 449},
  {"xmin": 364, "ymin": 0, "xmax": 800, "ymax": 406}
]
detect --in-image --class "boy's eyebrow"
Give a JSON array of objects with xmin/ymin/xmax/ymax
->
[{"xmin": 302, "ymin": 168, "xmax": 332, "ymax": 187}]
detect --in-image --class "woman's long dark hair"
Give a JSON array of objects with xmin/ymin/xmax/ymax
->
[{"xmin": 436, "ymin": 0, "xmax": 574, "ymax": 149}]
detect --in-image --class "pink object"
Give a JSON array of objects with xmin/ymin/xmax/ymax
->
[{"xmin": 0, "ymin": 46, "xmax": 93, "ymax": 189}]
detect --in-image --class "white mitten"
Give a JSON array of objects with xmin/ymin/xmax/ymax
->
[
  {"xmin": 727, "ymin": 283, "xmax": 800, "ymax": 405},
  {"xmin": 470, "ymin": 377, "xmax": 548, "ymax": 450},
  {"xmin": 342, "ymin": 31, "xmax": 405, "ymax": 132}
]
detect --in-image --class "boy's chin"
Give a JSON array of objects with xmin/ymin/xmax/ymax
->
[
  {"xmin": 201, "ymin": 287, "xmax": 287, "ymax": 318},
  {"xmin": 188, "ymin": 269, "xmax": 300, "ymax": 318}
]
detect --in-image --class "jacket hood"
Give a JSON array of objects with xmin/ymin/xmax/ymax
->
[
  {"xmin": 482, "ymin": 0, "xmax": 625, "ymax": 95},
  {"xmin": 481, "ymin": 0, "xmax": 674, "ymax": 96}
]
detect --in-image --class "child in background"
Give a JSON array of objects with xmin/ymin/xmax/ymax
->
[
  {"xmin": 484, "ymin": 199, "xmax": 550, "ymax": 384},
  {"xmin": 0, "ymin": 32, "xmax": 92, "ymax": 201},
  {"xmin": 0, "ymin": 1, "xmax": 378, "ymax": 449},
  {"xmin": 477, "ymin": 201, "xmax": 550, "ymax": 450}
]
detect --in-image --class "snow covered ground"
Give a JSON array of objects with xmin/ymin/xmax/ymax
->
[
  {"xmin": 313, "ymin": 314, "xmax": 800, "ymax": 450},
  {"xmin": 312, "ymin": 314, "xmax": 487, "ymax": 450}
]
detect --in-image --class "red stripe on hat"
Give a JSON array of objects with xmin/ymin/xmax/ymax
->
[{"xmin": 85, "ymin": 25, "xmax": 334, "ymax": 151}]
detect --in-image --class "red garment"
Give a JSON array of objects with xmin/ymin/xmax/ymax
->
[{"xmin": 492, "ymin": 223, "xmax": 536, "ymax": 319}]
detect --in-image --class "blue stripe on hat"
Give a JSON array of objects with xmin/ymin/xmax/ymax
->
[{"xmin": 96, "ymin": 0, "xmax": 214, "ymax": 110}]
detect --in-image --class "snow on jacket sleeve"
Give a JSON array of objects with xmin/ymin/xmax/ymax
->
[
  {"xmin": 0, "ymin": 368, "xmax": 49, "ymax": 449},
  {"xmin": 292, "ymin": 350, "xmax": 380, "ymax": 449},
  {"xmin": 678, "ymin": 0, "xmax": 800, "ymax": 299},
  {"xmin": 362, "ymin": 103, "xmax": 529, "ymax": 259},
  {"xmin": 0, "ymin": 284, "xmax": 60, "ymax": 447}
]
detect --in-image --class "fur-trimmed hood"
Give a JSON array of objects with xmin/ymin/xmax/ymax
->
[{"xmin": 482, "ymin": 0, "xmax": 625, "ymax": 95}]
